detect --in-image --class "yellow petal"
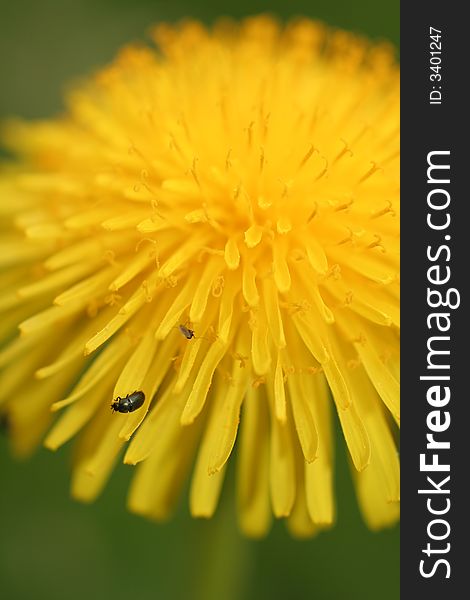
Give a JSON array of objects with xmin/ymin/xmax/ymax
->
[{"xmin": 237, "ymin": 387, "xmax": 271, "ymax": 538}]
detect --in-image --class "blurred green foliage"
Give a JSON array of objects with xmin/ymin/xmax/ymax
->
[
  {"xmin": 0, "ymin": 1, "xmax": 399, "ymax": 598},
  {"xmin": 0, "ymin": 0, "xmax": 398, "ymax": 118}
]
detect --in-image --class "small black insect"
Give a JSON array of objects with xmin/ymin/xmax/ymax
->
[
  {"xmin": 111, "ymin": 390, "xmax": 145, "ymax": 413},
  {"xmin": 178, "ymin": 324, "xmax": 195, "ymax": 340}
]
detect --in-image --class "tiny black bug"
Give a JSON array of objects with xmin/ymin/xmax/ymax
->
[
  {"xmin": 111, "ymin": 390, "xmax": 145, "ymax": 413},
  {"xmin": 178, "ymin": 324, "xmax": 195, "ymax": 340}
]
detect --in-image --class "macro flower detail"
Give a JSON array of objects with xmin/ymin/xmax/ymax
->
[{"xmin": 0, "ymin": 16, "xmax": 399, "ymax": 537}]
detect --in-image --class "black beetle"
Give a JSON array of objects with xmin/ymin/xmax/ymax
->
[{"xmin": 111, "ymin": 390, "xmax": 145, "ymax": 413}]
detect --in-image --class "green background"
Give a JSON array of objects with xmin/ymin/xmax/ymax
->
[{"xmin": 0, "ymin": 1, "xmax": 399, "ymax": 599}]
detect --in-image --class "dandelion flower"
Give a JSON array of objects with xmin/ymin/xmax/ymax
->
[{"xmin": 0, "ymin": 16, "xmax": 399, "ymax": 537}]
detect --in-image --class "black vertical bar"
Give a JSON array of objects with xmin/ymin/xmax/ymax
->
[{"xmin": 401, "ymin": 2, "xmax": 466, "ymax": 598}]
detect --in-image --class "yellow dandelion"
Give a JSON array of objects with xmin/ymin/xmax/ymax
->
[{"xmin": 0, "ymin": 16, "xmax": 399, "ymax": 537}]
